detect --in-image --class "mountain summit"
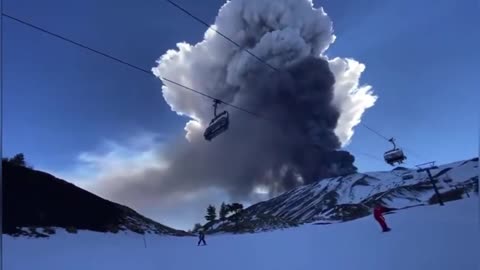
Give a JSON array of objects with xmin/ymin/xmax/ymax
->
[{"xmin": 203, "ymin": 158, "xmax": 478, "ymax": 233}]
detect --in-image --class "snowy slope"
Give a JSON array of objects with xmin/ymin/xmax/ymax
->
[
  {"xmin": 4, "ymin": 196, "xmax": 478, "ymax": 270},
  {"xmin": 207, "ymin": 157, "xmax": 478, "ymax": 232}
]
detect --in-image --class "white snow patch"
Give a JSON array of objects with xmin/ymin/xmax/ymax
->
[{"xmin": 4, "ymin": 197, "xmax": 478, "ymax": 270}]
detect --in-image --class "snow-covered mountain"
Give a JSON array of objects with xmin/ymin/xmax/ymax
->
[{"xmin": 206, "ymin": 157, "xmax": 478, "ymax": 233}]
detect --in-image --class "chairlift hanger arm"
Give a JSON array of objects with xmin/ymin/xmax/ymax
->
[
  {"xmin": 388, "ymin": 138, "xmax": 397, "ymax": 149},
  {"xmin": 213, "ymin": 99, "xmax": 221, "ymax": 117}
]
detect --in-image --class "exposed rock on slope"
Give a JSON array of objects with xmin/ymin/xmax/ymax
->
[{"xmin": 206, "ymin": 158, "xmax": 478, "ymax": 233}]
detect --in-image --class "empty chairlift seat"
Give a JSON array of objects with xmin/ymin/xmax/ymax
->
[
  {"xmin": 383, "ymin": 138, "xmax": 407, "ymax": 166},
  {"xmin": 203, "ymin": 99, "xmax": 230, "ymax": 141},
  {"xmin": 204, "ymin": 111, "xmax": 229, "ymax": 141}
]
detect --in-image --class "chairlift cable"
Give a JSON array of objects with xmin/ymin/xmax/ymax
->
[
  {"xmin": 3, "ymin": 12, "xmax": 422, "ymax": 163},
  {"xmin": 3, "ymin": 13, "xmax": 262, "ymax": 119},
  {"xmin": 163, "ymin": 0, "xmax": 280, "ymax": 73},
  {"xmin": 162, "ymin": 0, "xmax": 413, "ymax": 150}
]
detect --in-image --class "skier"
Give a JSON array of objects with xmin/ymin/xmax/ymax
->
[
  {"xmin": 197, "ymin": 229, "xmax": 207, "ymax": 246},
  {"xmin": 373, "ymin": 204, "xmax": 396, "ymax": 232}
]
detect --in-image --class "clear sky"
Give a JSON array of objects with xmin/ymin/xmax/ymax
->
[{"xmin": 3, "ymin": 0, "xmax": 479, "ymax": 229}]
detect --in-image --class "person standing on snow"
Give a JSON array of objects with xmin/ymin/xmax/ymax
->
[
  {"xmin": 197, "ymin": 229, "xmax": 207, "ymax": 246},
  {"xmin": 373, "ymin": 204, "xmax": 396, "ymax": 232}
]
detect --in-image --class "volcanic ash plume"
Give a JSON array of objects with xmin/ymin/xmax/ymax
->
[{"xmin": 146, "ymin": 0, "xmax": 377, "ymax": 199}]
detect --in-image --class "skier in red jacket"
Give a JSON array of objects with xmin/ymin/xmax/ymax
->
[{"xmin": 373, "ymin": 204, "xmax": 396, "ymax": 232}]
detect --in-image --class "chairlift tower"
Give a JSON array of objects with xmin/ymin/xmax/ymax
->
[{"xmin": 416, "ymin": 161, "xmax": 444, "ymax": 206}]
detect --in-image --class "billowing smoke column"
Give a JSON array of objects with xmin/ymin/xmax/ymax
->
[{"xmin": 148, "ymin": 0, "xmax": 377, "ymax": 198}]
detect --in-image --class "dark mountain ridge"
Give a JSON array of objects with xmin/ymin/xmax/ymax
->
[{"xmin": 2, "ymin": 160, "xmax": 190, "ymax": 237}]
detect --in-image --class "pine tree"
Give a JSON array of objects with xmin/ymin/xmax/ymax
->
[
  {"xmin": 193, "ymin": 223, "xmax": 202, "ymax": 232},
  {"xmin": 10, "ymin": 153, "xmax": 26, "ymax": 167},
  {"xmin": 205, "ymin": 205, "xmax": 217, "ymax": 222},
  {"xmin": 230, "ymin": 203, "xmax": 244, "ymax": 214},
  {"xmin": 219, "ymin": 202, "xmax": 228, "ymax": 221}
]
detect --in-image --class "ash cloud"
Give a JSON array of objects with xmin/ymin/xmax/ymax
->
[{"xmin": 94, "ymin": 0, "xmax": 377, "ymax": 211}]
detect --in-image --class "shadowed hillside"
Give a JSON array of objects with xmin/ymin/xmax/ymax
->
[{"xmin": 2, "ymin": 160, "xmax": 190, "ymax": 237}]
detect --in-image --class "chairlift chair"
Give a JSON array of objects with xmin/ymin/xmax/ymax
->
[
  {"xmin": 204, "ymin": 99, "xmax": 230, "ymax": 141},
  {"xmin": 384, "ymin": 138, "xmax": 407, "ymax": 166}
]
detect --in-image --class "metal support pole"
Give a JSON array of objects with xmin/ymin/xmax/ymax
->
[
  {"xmin": 425, "ymin": 168, "xmax": 444, "ymax": 206},
  {"xmin": 416, "ymin": 161, "xmax": 444, "ymax": 206},
  {"xmin": 462, "ymin": 184, "xmax": 471, "ymax": 198},
  {"xmin": 1, "ymin": 7, "xmax": 4, "ymax": 270},
  {"xmin": 213, "ymin": 99, "xmax": 220, "ymax": 117}
]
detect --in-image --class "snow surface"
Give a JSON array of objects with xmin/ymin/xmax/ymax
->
[
  {"xmin": 4, "ymin": 197, "xmax": 478, "ymax": 270},
  {"xmin": 239, "ymin": 158, "xmax": 478, "ymax": 224}
]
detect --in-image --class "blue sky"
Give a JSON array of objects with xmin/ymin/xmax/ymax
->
[{"xmin": 3, "ymin": 0, "xmax": 479, "ymax": 229}]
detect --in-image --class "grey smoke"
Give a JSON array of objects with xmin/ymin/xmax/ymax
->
[
  {"xmin": 92, "ymin": 0, "xmax": 377, "ymax": 209},
  {"xmin": 155, "ymin": 55, "xmax": 358, "ymax": 199}
]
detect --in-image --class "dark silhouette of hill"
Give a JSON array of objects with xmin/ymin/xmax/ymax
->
[{"xmin": 2, "ymin": 160, "xmax": 190, "ymax": 237}]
